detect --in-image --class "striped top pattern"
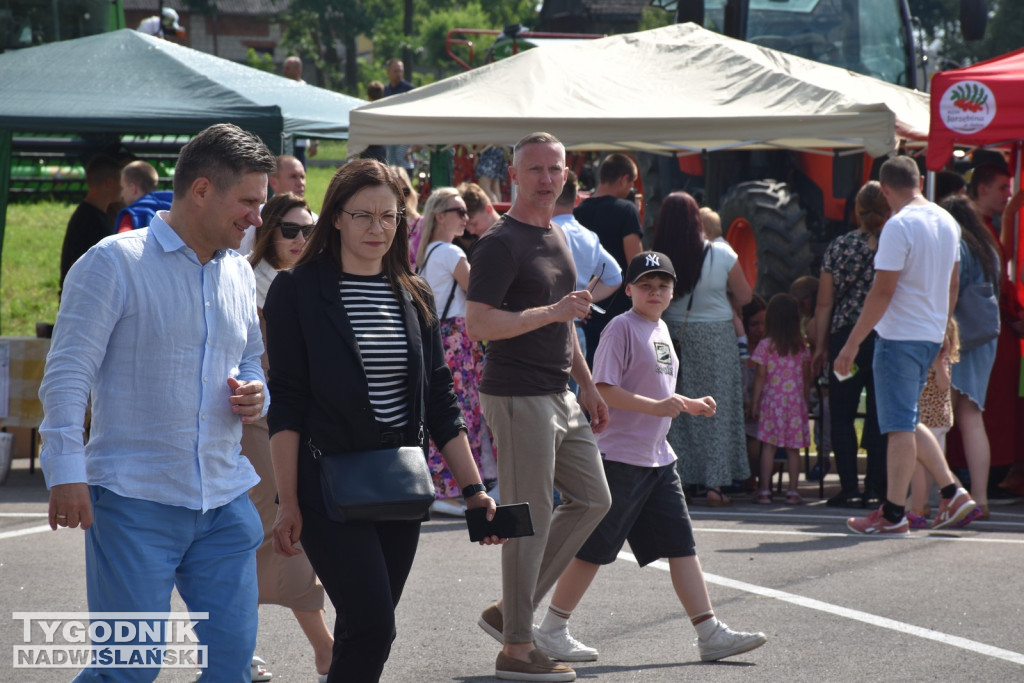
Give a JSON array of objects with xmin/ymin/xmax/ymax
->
[{"xmin": 339, "ymin": 274, "xmax": 409, "ymax": 428}]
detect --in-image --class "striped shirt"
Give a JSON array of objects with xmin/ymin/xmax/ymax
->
[{"xmin": 339, "ymin": 273, "xmax": 409, "ymax": 427}]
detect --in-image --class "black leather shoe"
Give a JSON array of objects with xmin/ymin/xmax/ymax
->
[
  {"xmin": 826, "ymin": 492, "xmax": 864, "ymax": 508},
  {"xmin": 863, "ymin": 495, "xmax": 883, "ymax": 508}
]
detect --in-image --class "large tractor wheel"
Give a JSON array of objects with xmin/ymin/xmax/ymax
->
[{"xmin": 719, "ymin": 180, "xmax": 812, "ymax": 299}]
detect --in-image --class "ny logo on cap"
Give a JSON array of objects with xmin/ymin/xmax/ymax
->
[{"xmin": 645, "ymin": 253, "xmax": 660, "ymax": 267}]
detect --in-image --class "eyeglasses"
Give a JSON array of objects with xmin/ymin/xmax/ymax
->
[
  {"xmin": 279, "ymin": 222, "xmax": 315, "ymax": 239},
  {"xmin": 339, "ymin": 209, "xmax": 403, "ymax": 231},
  {"xmin": 440, "ymin": 207, "xmax": 468, "ymax": 218}
]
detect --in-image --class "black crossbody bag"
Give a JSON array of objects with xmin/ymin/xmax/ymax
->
[{"xmin": 309, "ymin": 304, "xmax": 434, "ymax": 523}]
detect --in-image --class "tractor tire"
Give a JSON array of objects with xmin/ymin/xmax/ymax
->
[{"xmin": 719, "ymin": 180, "xmax": 812, "ymax": 299}]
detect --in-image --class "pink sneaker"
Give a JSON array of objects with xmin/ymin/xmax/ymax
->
[
  {"xmin": 847, "ymin": 506, "xmax": 909, "ymax": 536},
  {"xmin": 905, "ymin": 511, "xmax": 929, "ymax": 530},
  {"xmin": 932, "ymin": 487, "xmax": 977, "ymax": 529},
  {"xmin": 954, "ymin": 505, "xmax": 983, "ymax": 528}
]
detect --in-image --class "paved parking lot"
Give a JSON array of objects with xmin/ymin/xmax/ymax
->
[{"xmin": 3, "ymin": 460, "xmax": 1023, "ymax": 682}]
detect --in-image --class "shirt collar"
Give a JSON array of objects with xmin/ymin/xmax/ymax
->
[{"xmin": 150, "ymin": 210, "xmax": 228, "ymax": 261}]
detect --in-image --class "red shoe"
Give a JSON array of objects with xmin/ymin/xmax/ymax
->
[
  {"xmin": 847, "ymin": 506, "xmax": 909, "ymax": 537},
  {"xmin": 932, "ymin": 487, "xmax": 977, "ymax": 529}
]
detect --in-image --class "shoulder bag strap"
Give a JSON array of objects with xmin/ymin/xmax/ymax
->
[
  {"xmin": 440, "ymin": 279, "xmax": 458, "ymax": 321},
  {"xmin": 418, "ymin": 242, "xmax": 459, "ymax": 320},
  {"xmin": 679, "ymin": 243, "xmax": 712, "ymax": 342},
  {"xmin": 417, "ymin": 243, "xmax": 443, "ymax": 274}
]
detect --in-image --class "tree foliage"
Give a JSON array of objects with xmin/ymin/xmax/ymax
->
[
  {"xmin": 276, "ymin": 0, "xmax": 541, "ymax": 94},
  {"xmin": 638, "ymin": 6, "xmax": 674, "ymax": 32},
  {"xmin": 245, "ymin": 48, "xmax": 275, "ymax": 73},
  {"xmin": 910, "ymin": 0, "xmax": 1024, "ymax": 72},
  {"xmin": 418, "ymin": 2, "xmax": 495, "ymax": 71}
]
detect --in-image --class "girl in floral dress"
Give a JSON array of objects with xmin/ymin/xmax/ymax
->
[{"xmin": 750, "ymin": 294, "xmax": 812, "ymax": 505}]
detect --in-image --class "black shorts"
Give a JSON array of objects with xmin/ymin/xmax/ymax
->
[{"xmin": 575, "ymin": 459, "xmax": 696, "ymax": 567}]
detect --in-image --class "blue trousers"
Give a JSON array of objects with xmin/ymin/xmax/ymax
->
[{"xmin": 74, "ymin": 487, "xmax": 262, "ymax": 682}]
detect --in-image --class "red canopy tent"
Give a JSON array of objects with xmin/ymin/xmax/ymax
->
[
  {"xmin": 927, "ymin": 47, "xmax": 1024, "ymax": 172},
  {"xmin": 927, "ymin": 49, "xmax": 1024, "ymax": 485}
]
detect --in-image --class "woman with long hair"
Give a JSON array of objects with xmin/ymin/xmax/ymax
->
[
  {"xmin": 243, "ymin": 192, "xmax": 334, "ymax": 680},
  {"xmin": 941, "ymin": 194, "xmax": 1002, "ymax": 519},
  {"xmin": 263, "ymin": 160, "xmax": 499, "ymax": 681},
  {"xmin": 812, "ymin": 180, "xmax": 888, "ymax": 508},
  {"xmin": 653, "ymin": 191, "xmax": 752, "ymax": 506},
  {"xmin": 415, "ymin": 187, "xmax": 494, "ymax": 515}
]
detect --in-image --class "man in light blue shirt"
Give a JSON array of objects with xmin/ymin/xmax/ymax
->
[
  {"xmin": 40, "ymin": 123, "xmax": 276, "ymax": 681},
  {"xmin": 552, "ymin": 170, "xmax": 623, "ymax": 376}
]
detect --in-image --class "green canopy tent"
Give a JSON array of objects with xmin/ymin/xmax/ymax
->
[{"xmin": 0, "ymin": 28, "xmax": 365, "ymax": 328}]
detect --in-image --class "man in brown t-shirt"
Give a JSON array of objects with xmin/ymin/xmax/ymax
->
[{"xmin": 467, "ymin": 132, "xmax": 612, "ymax": 682}]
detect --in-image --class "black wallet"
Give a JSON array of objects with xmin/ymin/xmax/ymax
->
[{"xmin": 466, "ymin": 503, "xmax": 534, "ymax": 542}]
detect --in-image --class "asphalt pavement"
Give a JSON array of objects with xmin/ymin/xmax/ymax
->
[{"xmin": 3, "ymin": 459, "xmax": 1023, "ymax": 682}]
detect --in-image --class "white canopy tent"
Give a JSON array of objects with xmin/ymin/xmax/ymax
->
[{"xmin": 349, "ymin": 22, "xmax": 929, "ymax": 157}]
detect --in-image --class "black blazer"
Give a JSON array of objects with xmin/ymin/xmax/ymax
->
[{"xmin": 263, "ymin": 255, "xmax": 466, "ymax": 512}]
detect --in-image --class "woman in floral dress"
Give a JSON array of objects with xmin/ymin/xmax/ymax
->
[{"xmin": 415, "ymin": 187, "xmax": 494, "ymax": 514}]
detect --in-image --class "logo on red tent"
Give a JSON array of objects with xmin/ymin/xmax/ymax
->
[{"xmin": 939, "ymin": 80, "xmax": 996, "ymax": 134}]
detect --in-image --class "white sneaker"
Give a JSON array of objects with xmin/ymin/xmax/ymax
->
[
  {"xmin": 430, "ymin": 498, "xmax": 467, "ymax": 517},
  {"xmin": 251, "ymin": 655, "xmax": 273, "ymax": 682},
  {"xmin": 697, "ymin": 622, "xmax": 766, "ymax": 661},
  {"xmin": 534, "ymin": 625, "xmax": 599, "ymax": 662}
]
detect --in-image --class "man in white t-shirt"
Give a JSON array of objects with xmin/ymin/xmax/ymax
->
[{"xmin": 836, "ymin": 156, "xmax": 978, "ymax": 535}]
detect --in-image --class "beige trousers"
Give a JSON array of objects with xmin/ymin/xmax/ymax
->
[{"xmin": 480, "ymin": 391, "xmax": 612, "ymax": 642}]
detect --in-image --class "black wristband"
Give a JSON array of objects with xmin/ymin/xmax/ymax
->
[{"xmin": 462, "ymin": 483, "xmax": 487, "ymax": 499}]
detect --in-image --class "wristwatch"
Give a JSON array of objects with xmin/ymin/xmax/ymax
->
[{"xmin": 462, "ymin": 483, "xmax": 487, "ymax": 499}]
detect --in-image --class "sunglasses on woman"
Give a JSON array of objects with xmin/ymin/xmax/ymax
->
[
  {"xmin": 441, "ymin": 207, "xmax": 468, "ymax": 218},
  {"xmin": 279, "ymin": 222, "xmax": 315, "ymax": 239}
]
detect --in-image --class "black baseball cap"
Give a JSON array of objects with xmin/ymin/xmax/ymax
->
[{"xmin": 625, "ymin": 251, "xmax": 676, "ymax": 284}]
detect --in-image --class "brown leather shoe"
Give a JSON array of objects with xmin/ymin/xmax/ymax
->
[
  {"xmin": 496, "ymin": 649, "xmax": 576, "ymax": 681},
  {"xmin": 478, "ymin": 602, "xmax": 503, "ymax": 643}
]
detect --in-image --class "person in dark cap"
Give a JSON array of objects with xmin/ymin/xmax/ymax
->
[{"xmin": 534, "ymin": 250, "xmax": 767, "ymax": 665}]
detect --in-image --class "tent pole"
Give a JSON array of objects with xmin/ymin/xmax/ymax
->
[
  {"xmin": 1014, "ymin": 142, "xmax": 1021, "ymax": 283},
  {"xmin": 0, "ymin": 130, "xmax": 11, "ymax": 335}
]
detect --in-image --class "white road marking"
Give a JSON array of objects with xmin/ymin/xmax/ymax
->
[
  {"xmin": 0, "ymin": 524, "xmax": 54, "ymax": 540},
  {"xmin": 693, "ymin": 526, "xmax": 1024, "ymax": 544},
  {"xmin": 0, "ymin": 512, "xmax": 47, "ymax": 517},
  {"xmin": 618, "ymin": 550, "xmax": 1024, "ymax": 666}
]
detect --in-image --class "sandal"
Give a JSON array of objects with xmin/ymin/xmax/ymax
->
[
  {"xmin": 755, "ymin": 490, "xmax": 772, "ymax": 505},
  {"xmin": 785, "ymin": 490, "xmax": 804, "ymax": 505},
  {"xmin": 705, "ymin": 487, "xmax": 732, "ymax": 507}
]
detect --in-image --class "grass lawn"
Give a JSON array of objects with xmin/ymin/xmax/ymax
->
[
  {"xmin": 1, "ymin": 152, "xmax": 343, "ymax": 337},
  {"xmin": 1, "ymin": 201, "xmax": 70, "ymax": 336}
]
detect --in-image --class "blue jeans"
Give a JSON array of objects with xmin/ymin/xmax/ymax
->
[
  {"xmin": 873, "ymin": 337, "xmax": 941, "ymax": 434},
  {"xmin": 75, "ymin": 487, "xmax": 261, "ymax": 682}
]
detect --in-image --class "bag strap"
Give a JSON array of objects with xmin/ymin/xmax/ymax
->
[
  {"xmin": 418, "ymin": 242, "xmax": 459, "ymax": 321},
  {"xmin": 417, "ymin": 243, "xmax": 443, "ymax": 274},
  {"xmin": 677, "ymin": 243, "xmax": 712, "ymax": 344},
  {"xmin": 439, "ymin": 279, "xmax": 458, "ymax": 321},
  {"xmin": 685, "ymin": 243, "xmax": 712, "ymax": 315}
]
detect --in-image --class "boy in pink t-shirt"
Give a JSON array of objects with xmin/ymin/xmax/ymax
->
[{"xmin": 533, "ymin": 251, "xmax": 767, "ymax": 665}]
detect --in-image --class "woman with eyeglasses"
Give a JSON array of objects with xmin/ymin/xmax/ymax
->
[
  {"xmin": 391, "ymin": 165, "xmax": 424, "ymax": 268},
  {"xmin": 415, "ymin": 187, "xmax": 495, "ymax": 516},
  {"xmin": 263, "ymin": 161, "xmax": 500, "ymax": 682},
  {"xmin": 241, "ymin": 192, "xmax": 334, "ymax": 680}
]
